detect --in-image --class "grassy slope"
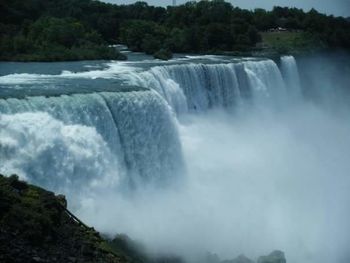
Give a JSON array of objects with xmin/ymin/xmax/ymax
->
[{"xmin": 260, "ymin": 31, "xmax": 324, "ymax": 54}]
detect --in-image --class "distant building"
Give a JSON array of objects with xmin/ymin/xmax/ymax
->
[
  {"xmin": 268, "ymin": 27, "xmax": 288, "ymax": 32},
  {"xmin": 173, "ymin": 0, "xmax": 176, "ymax": 6}
]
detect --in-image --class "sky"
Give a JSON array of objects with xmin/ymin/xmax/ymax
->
[{"xmin": 104, "ymin": 0, "xmax": 350, "ymax": 17}]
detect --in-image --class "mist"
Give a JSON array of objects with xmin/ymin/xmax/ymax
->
[
  {"xmin": 2, "ymin": 53, "xmax": 349, "ymax": 263},
  {"xmin": 75, "ymin": 82, "xmax": 350, "ymax": 263}
]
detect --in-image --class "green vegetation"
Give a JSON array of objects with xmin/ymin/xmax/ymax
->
[
  {"xmin": 1, "ymin": 0, "xmax": 350, "ymax": 61},
  {"xmin": 260, "ymin": 31, "xmax": 323, "ymax": 54},
  {"xmin": 0, "ymin": 174, "xmax": 125, "ymax": 262},
  {"xmin": 0, "ymin": 174, "xmax": 185, "ymax": 263},
  {"xmin": 0, "ymin": 16, "xmax": 126, "ymax": 61}
]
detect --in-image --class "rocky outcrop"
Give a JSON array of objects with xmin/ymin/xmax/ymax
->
[
  {"xmin": 257, "ymin": 251, "xmax": 286, "ymax": 263},
  {"xmin": 0, "ymin": 174, "xmax": 135, "ymax": 263}
]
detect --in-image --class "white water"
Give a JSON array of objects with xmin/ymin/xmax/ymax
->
[
  {"xmin": 281, "ymin": 56, "xmax": 302, "ymax": 101},
  {"xmin": 0, "ymin": 63, "xmax": 140, "ymax": 84},
  {"xmin": 1, "ymin": 56, "xmax": 349, "ymax": 263},
  {"xmin": 83, "ymin": 105, "xmax": 350, "ymax": 263},
  {"xmin": 0, "ymin": 112, "xmax": 119, "ymax": 194},
  {"xmin": 125, "ymin": 59, "xmax": 293, "ymax": 114},
  {"xmin": 0, "ymin": 90, "xmax": 183, "ymax": 189}
]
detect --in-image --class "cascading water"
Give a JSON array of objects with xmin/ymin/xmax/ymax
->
[
  {"xmin": 0, "ymin": 56, "xmax": 302, "ymax": 191},
  {"xmin": 0, "ymin": 111, "xmax": 119, "ymax": 192},
  {"xmin": 244, "ymin": 60, "xmax": 287, "ymax": 107},
  {"xmin": 127, "ymin": 63, "xmax": 242, "ymax": 112},
  {"xmin": 125, "ymin": 58, "xmax": 297, "ymax": 113},
  {"xmin": 280, "ymin": 56, "xmax": 302, "ymax": 101},
  {"xmin": 3, "ymin": 55, "xmax": 347, "ymax": 263},
  {"xmin": 0, "ymin": 90, "xmax": 184, "ymax": 191}
]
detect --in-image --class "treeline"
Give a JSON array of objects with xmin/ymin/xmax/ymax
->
[
  {"xmin": 0, "ymin": 16, "xmax": 126, "ymax": 61},
  {"xmin": 0, "ymin": 0, "xmax": 127, "ymax": 61},
  {"xmin": 1, "ymin": 0, "xmax": 350, "ymax": 61}
]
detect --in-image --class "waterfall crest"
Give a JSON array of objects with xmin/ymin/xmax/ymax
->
[{"xmin": 126, "ymin": 58, "xmax": 301, "ymax": 113}]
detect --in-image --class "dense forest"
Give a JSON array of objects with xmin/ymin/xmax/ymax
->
[{"xmin": 1, "ymin": 0, "xmax": 350, "ymax": 61}]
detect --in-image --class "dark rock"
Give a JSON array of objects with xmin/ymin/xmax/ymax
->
[
  {"xmin": 32, "ymin": 256, "xmax": 45, "ymax": 262},
  {"xmin": 56, "ymin": 194, "xmax": 67, "ymax": 208},
  {"xmin": 154, "ymin": 49, "xmax": 173, "ymax": 60},
  {"xmin": 68, "ymin": 256, "xmax": 77, "ymax": 262},
  {"xmin": 257, "ymin": 250, "xmax": 286, "ymax": 263}
]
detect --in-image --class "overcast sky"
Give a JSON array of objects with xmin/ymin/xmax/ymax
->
[{"xmin": 104, "ymin": 0, "xmax": 350, "ymax": 17}]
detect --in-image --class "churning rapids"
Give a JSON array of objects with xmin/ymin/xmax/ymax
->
[{"xmin": 1, "ymin": 54, "xmax": 350, "ymax": 263}]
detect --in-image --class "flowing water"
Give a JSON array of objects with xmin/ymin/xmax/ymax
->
[{"xmin": 1, "ymin": 54, "xmax": 349, "ymax": 263}]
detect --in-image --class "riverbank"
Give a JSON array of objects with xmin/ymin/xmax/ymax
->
[{"xmin": 0, "ymin": 46, "xmax": 127, "ymax": 62}]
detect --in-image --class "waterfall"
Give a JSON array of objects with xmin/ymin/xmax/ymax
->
[
  {"xmin": 0, "ymin": 111, "xmax": 119, "ymax": 192},
  {"xmin": 244, "ymin": 59, "xmax": 287, "ymax": 108},
  {"xmin": 0, "ymin": 90, "xmax": 184, "ymax": 191},
  {"xmin": 280, "ymin": 56, "xmax": 302, "ymax": 101},
  {"xmin": 2, "ymin": 55, "xmax": 347, "ymax": 263},
  {"xmin": 127, "ymin": 63, "xmax": 242, "ymax": 112},
  {"xmin": 0, "ymin": 56, "xmax": 302, "ymax": 191},
  {"xmin": 125, "ymin": 58, "xmax": 298, "ymax": 113}
]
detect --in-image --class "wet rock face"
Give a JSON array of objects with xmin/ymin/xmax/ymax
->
[{"xmin": 257, "ymin": 250, "xmax": 286, "ymax": 263}]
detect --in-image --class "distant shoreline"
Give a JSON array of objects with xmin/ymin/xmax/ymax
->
[{"xmin": 0, "ymin": 46, "xmax": 127, "ymax": 63}]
